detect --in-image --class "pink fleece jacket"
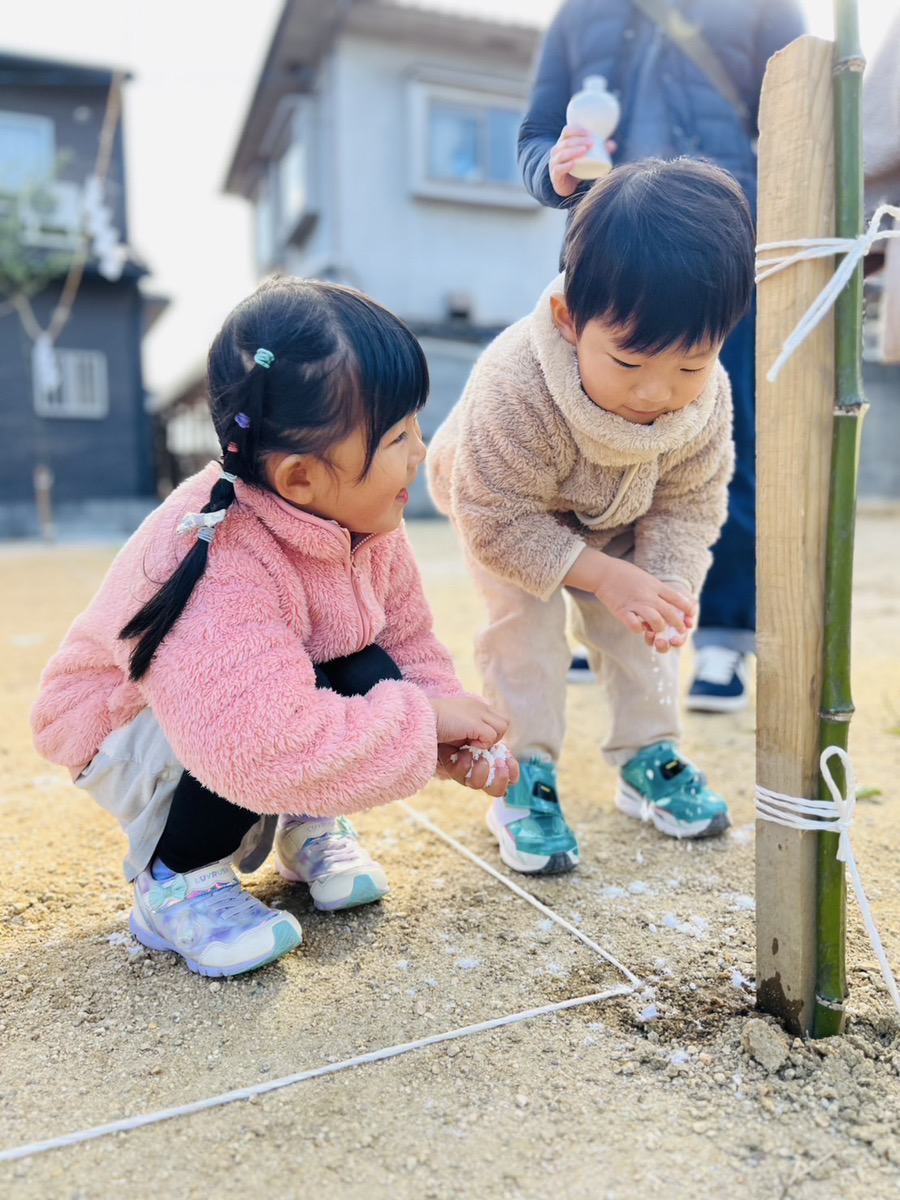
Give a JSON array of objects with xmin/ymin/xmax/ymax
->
[{"xmin": 32, "ymin": 464, "xmax": 464, "ymax": 817}]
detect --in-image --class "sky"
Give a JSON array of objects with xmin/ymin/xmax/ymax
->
[{"xmin": 3, "ymin": 0, "xmax": 897, "ymax": 396}]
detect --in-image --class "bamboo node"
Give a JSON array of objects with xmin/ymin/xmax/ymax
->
[
  {"xmin": 814, "ymin": 993, "xmax": 846, "ymax": 1011},
  {"xmin": 832, "ymin": 55, "xmax": 865, "ymax": 76}
]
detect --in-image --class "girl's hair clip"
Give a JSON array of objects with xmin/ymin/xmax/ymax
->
[
  {"xmin": 254, "ymin": 348, "xmax": 275, "ymax": 369},
  {"xmin": 235, "ymin": 412, "xmax": 251, "ymax": 429},
  {"xmin": 176, "ymin": 509, "xmax": 227, "ymax": 536}
]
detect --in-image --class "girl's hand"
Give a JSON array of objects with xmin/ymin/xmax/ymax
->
[
  {"xmin": 593, "ymin": 557, "xmax": 696, "ymax": 654},
  {"xmin": 429, "ymin": 695, "xmax": 509, "ymax": 748},
  {"xmin": 549, "ymin": 125, "xmax": 617, "ymax": 197},
  {"xmin": 436, "ymin": 742, "xmax": 520, "ymax": 797}
]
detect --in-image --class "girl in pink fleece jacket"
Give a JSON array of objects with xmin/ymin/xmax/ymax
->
[{"xmin": 32, "ymin": 278, "xmax": 518, "ymax": 978}]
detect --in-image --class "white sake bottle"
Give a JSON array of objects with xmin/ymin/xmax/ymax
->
[{"xmin": 566, "ymin": 75, "xmax": 620, "ymax": 180}]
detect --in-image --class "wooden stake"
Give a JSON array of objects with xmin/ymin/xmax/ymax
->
[{"xmin": 755, "ymin": 36, "xmax": 836, "ymax": 1036}]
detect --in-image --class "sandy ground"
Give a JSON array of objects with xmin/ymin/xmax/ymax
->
[{"xmin": 2, "ymin": 508, "xmax": 900, "ymax": 1199}]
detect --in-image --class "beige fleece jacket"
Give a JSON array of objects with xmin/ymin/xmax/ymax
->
[{"xmin": 427, "ymin": 276, "xmax": 734, "ymax": 601}]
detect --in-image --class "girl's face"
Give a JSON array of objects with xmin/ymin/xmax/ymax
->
[{"xmin": 270, "ymin": 413, "xmax": 427, "ymax": 535}]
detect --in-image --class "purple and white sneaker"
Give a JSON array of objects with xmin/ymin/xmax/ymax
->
[
  {"xmin": 275, "ymin": 815, "xmax": 389, "ymax": 911},
  {"xmin": 130, "ymin": 860, "xmax": 302, "ymax": 977}
]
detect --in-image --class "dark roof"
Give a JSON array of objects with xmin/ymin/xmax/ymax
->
[{"xmin": 0, "ymin": 50, "xmax": 131, "ymax": 88}]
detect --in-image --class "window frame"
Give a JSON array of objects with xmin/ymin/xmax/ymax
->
[
  {"xmin": 408, "ymin": 79, "xmax": 537, "ymax": 209},
  {"xmin": 33, "ymin": 348, "xmax": 110, "ymax": 420},
  {"xmin": 0, "ymin": 110, "xmax": 55, "ymax": 194}
]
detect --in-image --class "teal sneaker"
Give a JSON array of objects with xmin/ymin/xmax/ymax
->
[
  {"xmin": 486, "ymin": 756, "xmax": 580, "ymax": 875},
  {"xmin": 615, "ymin": 741, "xmax": 731, "ymax": 839}
]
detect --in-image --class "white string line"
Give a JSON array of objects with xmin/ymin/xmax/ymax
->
[
  {"xmin": 0, "ymin": 988, "xmax": 631, "ymax": 1165},
  {"xmin": 0, "ymin": 805, "xmax": 642, "ymax": 1163},
  {"xmin": 756, "ymin": 745, "xmax": 900, "ymax": 1016},
  {"xmin": 756, "ymin": 202, "xmax": 900, "ymax": 382},
  {"xmin": 398, "ymin": 800, "xmax": 644, "ymax": 990}
]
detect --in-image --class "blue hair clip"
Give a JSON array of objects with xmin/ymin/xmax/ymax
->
[{"xmin": 254, "ymin": 348, "xmax": 275, "ymax": 369}]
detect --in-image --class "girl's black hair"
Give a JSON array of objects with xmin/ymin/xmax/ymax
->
[
  {"xmin": 563, "ymin": 157, "xmax": 756, "ymax": 353},
  {"xmin": 120, "ymin": 277, "xmax": 429, "ymax": 680}
]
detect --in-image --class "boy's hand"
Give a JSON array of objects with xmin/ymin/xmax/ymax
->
[
  {"xmin": 429, "ymin": 695, "xmax": 509, "ymax": 748},
  {"xmin": 436, "ymin": 742, "xmax": 520, "ymax": 797},
  {"xmin": 549, "ymin": 125, "xmax": 617, "ymax": 197},
  {"xmin": 592, "ymin": 556, "xmax": 696, "ymax": 654}
]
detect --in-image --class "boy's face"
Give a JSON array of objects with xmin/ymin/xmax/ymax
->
[{"xmin": 551, "ymin": 296, "xmax": 722, "ymax": 425}]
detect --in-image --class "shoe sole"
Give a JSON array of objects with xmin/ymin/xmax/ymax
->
[
  {"xmin": 129, "ymin": 911, "xmax": 302, "ymax": 977},
  {"xmin": 485, "ymin": 806, "xmax": 579, "ymax": 875},
  {"xmin": 685, "ymin": 692, "xmax": 749, "ymax": 713},
  {"xmin": 615, "ymin": 781, "xmax": 731, "ymax": 840},
  {"xmin": 567, "ymin": 669, "xmax": 597, "ymax": 684},
  {"xmin": 275, "ymin": 855, "xmax": 389, "ymax": 911}
]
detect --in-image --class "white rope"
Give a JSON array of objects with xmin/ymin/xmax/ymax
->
[
  {"xmin": 756, "ymin": 203, "xmax": 900, "ymax": 382},
  {"xmin": 398, "ymin": 800, "xmax": 644, "ymax": 990},
  {"xmin": 0, "ymin": 804, "xmax": 644, "ymax": 1163},
  {"xmin": 0, "ymin": 987, "xmax": 631, "ymax": 1165},
  {"xmin": 755, "ymin": 745, "xmax": 900, "ymax": 1016}
]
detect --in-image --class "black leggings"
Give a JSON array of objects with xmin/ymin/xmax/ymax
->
[{"xmin": 152, "ymin": 643, "xmax": 403, "ymax": 874}]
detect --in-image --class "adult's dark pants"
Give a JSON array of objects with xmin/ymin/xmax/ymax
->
[
  {"xmin": 694, "ymin": 301, "xmax": 757, "ymax": 654},
  {"xmin": 152, "ymin": 644, "xmax": 403, "ymax": 874}
]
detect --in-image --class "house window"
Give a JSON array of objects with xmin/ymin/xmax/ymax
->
[
  {"xmin": 409, "ymin": 81, "xmax": 535, "ymax": 208},
  {"xmin": 428, "ymin": 102, "xmax": 520, "ymax": 187},
  {"xmin": 0, "ymin": 111, "xmax": 55, "ymax": 193},
  {"xmin": 34, "ymin": 349, "xmax": 109, "ymax": 419}
]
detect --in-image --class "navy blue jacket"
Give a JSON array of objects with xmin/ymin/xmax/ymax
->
[{"xmin": 519, "ymin": 0, "xmax": 806, "ymax": 216}]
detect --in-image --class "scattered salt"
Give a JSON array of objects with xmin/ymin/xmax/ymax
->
[
  {"xmin": 731, "ymin": 969, "xmax": 755, "ymax": 990},
  {"xmin": 730, "ymin": 824, "xmax": 754, "ymax": 844},
  {"xmin": 10, "ymin": 633, "xmax": 45, "ymax": 647}
]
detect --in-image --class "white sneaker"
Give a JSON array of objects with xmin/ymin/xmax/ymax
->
[
  {"xmin": 686, "ymin": 646, "xmax": 749, "ymax": 713},
  {"xmin": 131, "ymin": 860, "xmax": 302, "ymax": 977},
  {"xmin": 275, "ymin": 815, "xmax": 389, "ymax": 911}
]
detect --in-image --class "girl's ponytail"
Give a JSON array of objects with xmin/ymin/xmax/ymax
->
[
  {"xmin": 119, "ymin": 360, "xmax": 270, "ymax": 681},
  {"xmin": 120, "ymin": 473, "xmax": 237, "ymax": 680}
]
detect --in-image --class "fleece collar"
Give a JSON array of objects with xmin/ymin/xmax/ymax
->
[
  {"xmin": 528, "ymin": 274, "xmax": 721, "ymax": 467},
  {"xmin": 189, "ymin": 464, "xmax": 385, "ymax": 562}
]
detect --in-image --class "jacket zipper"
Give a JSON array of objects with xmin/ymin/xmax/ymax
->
[{"xmin": 348, "ymin": 534, "xmax": 376, "ymax": 651}]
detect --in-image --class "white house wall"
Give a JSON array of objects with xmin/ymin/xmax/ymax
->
[{"xmin": 288, "ymin": 32, "xmax": 565, "ymax": 329}]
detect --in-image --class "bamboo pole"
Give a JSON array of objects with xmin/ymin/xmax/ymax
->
[
  {"xmin": 755, "ymin": 36, "xmax": 836, "ymax": 1036},
  {"xmin": 812, "ymin": 0, "xmax": 868, "ymax": 1039}
]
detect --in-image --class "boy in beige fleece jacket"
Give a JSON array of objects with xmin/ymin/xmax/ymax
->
[{"xmin": 428, "ymin": 158, "xmax": 756, "ymax": 875}]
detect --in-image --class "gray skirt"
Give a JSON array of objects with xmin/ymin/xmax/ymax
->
[{"xmin": 74, "ymin": 708, "xmax": 274, "ymax": 881}]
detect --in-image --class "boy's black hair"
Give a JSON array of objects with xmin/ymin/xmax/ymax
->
[
  {"xmin": 120, "ymin": 277, "xmax": 429, "ymax": 681},
  {"xmin": 563, "ymin": 158, "xmax": 755, "ymax": 353}
]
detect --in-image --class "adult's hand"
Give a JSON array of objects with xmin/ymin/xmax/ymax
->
[{"xmin": 549, "ymin": 125, "xmax": 617, "ymax": 197}]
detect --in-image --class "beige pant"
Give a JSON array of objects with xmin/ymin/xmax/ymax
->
[{"xmin": 466, "ymin": 537, "xmax": 681, "ymax": 768}]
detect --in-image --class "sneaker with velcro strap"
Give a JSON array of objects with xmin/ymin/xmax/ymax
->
[
  {"xmin": 486, "ymin": 755, "xmax": 580, "ymax": 874},
  {"xmin": 615, "ymin": 740, "xmax": 731, "ymax": 839}
]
